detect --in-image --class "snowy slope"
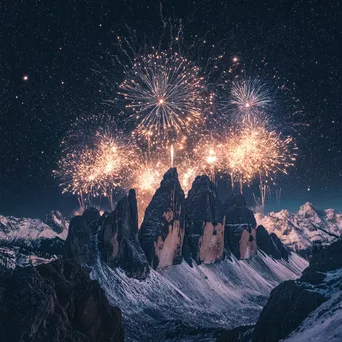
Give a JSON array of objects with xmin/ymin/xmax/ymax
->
[
  {"xmin": 0, "ymin": 211, "xmax": 68, "ymax": 268},
  {"xmin": 256, "ymin": 202, "xmax": 342, "ymax": 253},
  {"xmin": 283, "ymin": 269, "xmax": 342, "ymax": 342},
  {"xmin": 91, "ymin": 252, "xmax": 308, "ymax": 342}
]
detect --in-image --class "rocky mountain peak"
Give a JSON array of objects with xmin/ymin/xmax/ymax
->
[
  {"xmin": 139, "ymin": 168, "xmax": 185, "ymax": 269},
  {"xmin": 98, "ymin": 189, "xmax": 149, "ymax": 279},
  {"xmin": 44, "ymin": 210, "xmax": 69, "ymax": 234},
  {"xmin": 298, "ymin": 202, "xmax": 317, "ymax": 217},
  {"xmin": 183, "ymin": 175, "xmax": 225, "ymax": 265}
]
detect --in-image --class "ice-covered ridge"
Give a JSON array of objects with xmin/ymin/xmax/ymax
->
[
  {"xmin": 256, "ymin": 202, "xmax": 342, "ymax": 253},
  {"xmin": 91, "ymin": 251, "xmax": 308, "ymax": 342},
  {"xmin": 0, "ymin": 213, "xmax": 68, "ymax": 243}
]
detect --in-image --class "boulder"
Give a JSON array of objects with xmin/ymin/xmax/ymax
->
[
  {"xmin": 224, "ymin": 194, "xmax": 257, "ymax": 259},
  {"xmin": 256, "ymin": 225, "xmax": 289, "ymax": 260},
  {"xmin": 0, "ymin": 259, "xmax": 124, "ymax": 342},
  {"xmin": 98, "ymin": 189, "xmax": 149, "ymax": 279},
  {"xmin": 183, "ymin": 175, "xmax": 225, "ymax": 265},
  {"xmin": 139, "ymin": 168, "xmax": 185, "ymax": 269}
]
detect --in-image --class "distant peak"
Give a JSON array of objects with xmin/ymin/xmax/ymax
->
[{"xmin": 298, "ymin": 202, "xmax": 316, "ymax": 214}]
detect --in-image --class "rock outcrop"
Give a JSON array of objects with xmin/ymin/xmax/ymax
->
[
  {"xmin": 64, "ymin": 208, "xmax": 100, "ymax": 265},
  {"xmin": 0, "ymin": 259, "xmax": 124, "ymax": 342},
  {"xmin": 45, "ymin": 210, "xmax": 69, "ymax": 234},
  {"xmin": 98, "ymin": 189, "xmax": 149, "ymax": 279},
  {"xmin": 183, "ymin": 175, "xmax": 225, "ymax": 265},
  {"xmin": 256, "ymin": 225, "xmax": 289, "ymax": 260},
  {"xmin": 253, "ymin": 240, "xmax": 342, "ymax": 341},
  {"xmin": 253, "ymin": 280, "xmax": 326, "ymax": 342},
  {"xmin": 139, "ymin": 168, "xmax": 185, "ymax": 269},
  {"xmin": 224, "ymin": 194, "xmax": 257, "ymax": 259}
]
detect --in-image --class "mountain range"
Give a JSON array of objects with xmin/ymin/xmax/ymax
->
[{"xmin": 0, "ymin": 170, "xmax": 341, "ymax": 341}]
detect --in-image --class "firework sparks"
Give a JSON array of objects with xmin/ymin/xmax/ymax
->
[
  {"xmin": 132, "ymin": 158, "xmax": 168, "ymax": 222},
  {"xmin": 230, "ymin": 78, "xmax": 272, "ymax": 117},
  {"xmin": 54, "ymin": 115, "xmax": 137, "ymax": 210},
  {"xmin": 223, "ymin": 117, "xmax": 297, "ymax": 194},
  {"xmin": 119, "ymin": 51, "xmax": 205, "ymax": 146}
]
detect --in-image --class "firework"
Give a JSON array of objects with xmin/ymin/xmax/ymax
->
[
  {"xmin": 132, "ymin": 157, "xmax": 168, "ymax": 222},
  {"xmin": 225, "ymin": 77, "xmax": 273, "ymax": 122},
  {"xmin": 191, "ymin": 136, "xmax": 223, "ymax": 182},
  {"xmin": 222, "ymin": 117, "xmax": 297, "ymax": 195},
  {"xmin": 54, "ymin": 115, "xmax": 137, "ymax": 210},
  {"xmin": 119, "ymin": 51, "xmax": 205, "ymax": 146}
]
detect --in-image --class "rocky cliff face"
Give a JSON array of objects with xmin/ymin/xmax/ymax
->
[
  {"xmin": 253, "ymin": 239, "xmax": 342, "ymax": 342},
  {"xmin": 225, "ymin": 194, "xmax": 257, "ymax": 259},
  {"xmin": 45, "ymin": 210, "xmax": 69, "ymax": 234},
  {"xmin": 256, "ymin": 225, "xmax": 289, "ymax": 260},
  {"xmin": 256, "ymin": 202, "xmax": 342, "ymax": 257},
  {"xmin": 139, "ymin": 168, "xmax": 185, "ymax": 269},
  {"xmin": 64, "ymin": 208, "xmax": 100, "ymax": 265},
  {"xmin": 0, "ymin": 259, "xmax": 124, "ymax": 342},
  {"xmin": 98, "ymin": 189, "xmax": 149, "ymax": 279},
  {"xmin": 183, "ymin": 175, "xmax": 225, "ymax": 265}
]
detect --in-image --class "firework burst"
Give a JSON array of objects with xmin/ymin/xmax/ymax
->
[
  {"xmin": 54, "ymin": 115, "xmax": 138, "ymax": 210},
  {"xmin": 223, "ymin": 117, "xmax": 297, "ymax": 195},
  {"xmin": 230, "ymin": 78, "xmax": 272, "ymax": 114},
  {"xmin": 119, "ymin": 51, "xmax": 205, "ymax": 146},
  {"xmin": 132, "ymin": 157, "xmax": 169, "ymax": 222}
]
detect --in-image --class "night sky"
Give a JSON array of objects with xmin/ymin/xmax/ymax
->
[{"xmin": 0, "ymin": 0, "xmax": 341, "ymax": 218}]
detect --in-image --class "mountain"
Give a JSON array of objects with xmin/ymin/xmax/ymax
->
[
  {"xmin": 0, "ymin": 259, "xmax": 124, "ymax": 341},
  {"xmin": 0, "ymin": 210, "xmax": 69, "ymax": 268},
  {"xmin": 62, "ymin": 171, "xmax": 308, "ymax": 341},
  {"xmin": 0, "ymin": 170, "xmax": 313, "ymax": 341},
  {"xmin": 252, "ymin": 238, "xmax": 342, "ymax": 342},
  {"xmin": 91, "ymin": 250, "xmax": 306, "ymax": 341},
  {"xmin": 255, "ymin": 202, "xmax": 342, "ymax": 257}
]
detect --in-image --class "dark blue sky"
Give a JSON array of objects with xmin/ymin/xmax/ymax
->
[{"xmin": 0, "ymin": 0, "xmax": 341, "ymax": 218}]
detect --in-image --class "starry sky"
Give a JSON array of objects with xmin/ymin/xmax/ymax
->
[{"xmin": 0, "ymin": 0, "xmax": 341, "ymax": 218}]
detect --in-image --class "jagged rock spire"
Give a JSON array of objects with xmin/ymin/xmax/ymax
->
[
  {"xmin": 98, "ymin": 189, "xmax": 149, "ymax": 279},
  {"xmin": 183, "ymin": 175, "xmax": 225, "ymax": 265},
  {"xmin": 139, "ymin": 168, "xmax": 185, "ymax": 269}
]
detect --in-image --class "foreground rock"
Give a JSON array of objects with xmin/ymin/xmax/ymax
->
[
  {"xmin": 253, "ymin": 239, "xmax": 342, "ymax": 342},
  {"xmin": 256, "ymin": 225, "xmax": 289, "ymax": 260},
  {"xmin": 0, "ymin": 259, "xmax": 124, "ymax": 341},
  {"xmin": 225, "ymin": 194, "xmax": 257, "ymax": 259},
  {"xmin": 183, "ymin": 175, "xmax": 225, "ymax": 265},
  {"xmin": 140, "ymin": 168, "xmax": 185, "ymax": 269},
  {"xmin": 98, "ymin": 189, "xmax": 149, "ymax": 279}
]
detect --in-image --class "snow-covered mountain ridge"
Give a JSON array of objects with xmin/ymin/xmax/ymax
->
[
  {"xmin": 256, "ymin": 202, "xmax": 342, "ymax": 255},
  {"xmin": 0, "ymin": 210, "xmax": 69, "ymax": 268}
]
